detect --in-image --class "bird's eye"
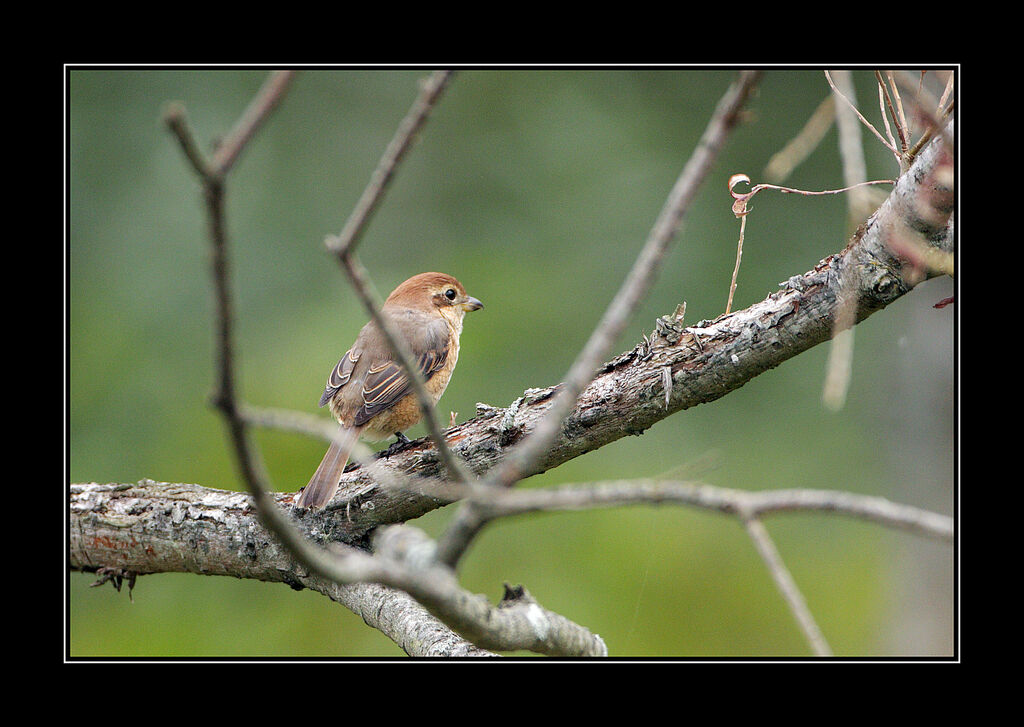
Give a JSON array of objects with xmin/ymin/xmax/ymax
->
[{"xmin": 444, "ymin": 288, "xmax": 457, "ymax": 300}]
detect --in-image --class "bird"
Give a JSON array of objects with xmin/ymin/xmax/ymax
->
[{"xmin": 294, "ymin": 272, "xmax": 483, "ymax": 509}]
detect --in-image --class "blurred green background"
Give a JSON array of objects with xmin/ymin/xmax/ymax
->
[{"xmin": 68, "ymin": 68, "xmax": 955, "ymax": 658}]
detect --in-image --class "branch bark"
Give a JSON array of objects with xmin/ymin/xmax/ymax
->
[{"xmin": 69, "ymin": 481, "xmax": 606, "ymax": 656}]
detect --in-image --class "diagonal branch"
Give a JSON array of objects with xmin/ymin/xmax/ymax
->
[
  {"xmin": 322, "ymin": 70, "xmax": 473, "ymax": 485},
  {"xmin": 434, "ymin": 69, "xmax": 762, "ymax": 567},
  {"xmin": 317, "ymin": 117, "xmax": 953, "ymax": 543}
]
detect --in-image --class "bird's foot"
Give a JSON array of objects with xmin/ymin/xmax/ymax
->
[{"xmin": 382, "ymin": 432, "xmax": 414, "ymax": 458}]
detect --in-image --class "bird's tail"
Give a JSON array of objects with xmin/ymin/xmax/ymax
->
[{"xmin": 295, "ymin": 428, "xmax": 358, "ymax": 509}]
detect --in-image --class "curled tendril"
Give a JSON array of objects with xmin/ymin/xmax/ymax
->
[{"xmin": 728, "ymin": 172, "xmax": 894, "ymax": 219}]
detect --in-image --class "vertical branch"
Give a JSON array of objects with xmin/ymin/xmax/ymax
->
[
  {"xmin": 322, "ymin": 70, "xmax": 471, "ymax": 485},
  {"xmin": 163, "ymin": 71, "xmax": 295, "ymax": 492},
  {"xmin": 822, "ymin": 70, "xmax": 868, "ymax": 412},
  {"xmin": 435, "ymin": 70, "xmax": 763, "ymax": 568},
  {"xmin": 164, "ymin": 71, "xmax": 349, "ymax": 612}
]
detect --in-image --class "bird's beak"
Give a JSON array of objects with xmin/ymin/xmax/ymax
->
[{"xmin": 461, "ymin": 296, "xmax": 484, "ymax": 312}]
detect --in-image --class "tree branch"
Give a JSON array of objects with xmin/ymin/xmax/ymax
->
[
  {"xmin": 435, "ymin": 69, "xmax": 762, "ymax": 567},
  {"xmin": 299, "ymin": 117, "xmax": 954, "ymax": 545},
  {"xmin": 68, "ymin": 481, "xmax": 606, "ymax": 656}
]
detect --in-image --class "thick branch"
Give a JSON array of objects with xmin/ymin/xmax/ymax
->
[
  {"xmin": 68, "ymin": 481, "xmax": 605, "ymax": 656},
  {"xmin": 280, "ymin": 119, "xmax": 954, "ymax": 543}
]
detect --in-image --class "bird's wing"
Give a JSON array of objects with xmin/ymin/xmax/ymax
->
[
  {"xmin": 319, "ymin": 348, "xmax": 360, "ymax": 407},
  {"xmin": 354, "ymin": 315, "xmax": 449, "ymax": 427}
]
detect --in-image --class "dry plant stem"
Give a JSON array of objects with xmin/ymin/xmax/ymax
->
[
  {"xmin": 726, "ymin": 214, "xmax": 746, "ymax": 314},
  {"xmin": 885, "ymin": 71, "xmax": 910, "ymax": 148},
  {"xmin": 435, "ymin": 70, "xmax": 762, "ymax": 568},
  {"xmin": 824, "ymin": 70, "xmax": 899, "ymax": 162},
  {"xmin": 875, "ymin": 70, "xmax": 909, "ymax": 159},
  {"xmin": 323, "ymin": 70, "xmax": 470, "ymax": 485}
]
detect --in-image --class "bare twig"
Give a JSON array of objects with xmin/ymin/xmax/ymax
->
[
  {"xmin": 326, "ymin": 70, "xmax": 453, "ymax": 258},
  {"xmin": 882, "ymin": 71, "xmax": 910, "ymax": 155},
  {"xmin": 726, "ymin": 212, "xmax": 746, "ymax": 315},
  {"xmin": 323, "ymin": 70, "xmax": 472, "ymax": 486},
  {"xmin": 740, "ymin": 514, "xmax": 831, "ymax": 656},
  {"xmin": 211, "ymin": 71, "xmax": 295, "ymax": 176},
  {"xmin": 458, "ymin": 479, "xmax": 953, "ymax": 541},
  {"xmin": 435, "ymin": 70, "xmax": 763, "ymax": 568},
  {"xmin": 825, "ymin": 70, "xmax": 900, "ymax": 164}
]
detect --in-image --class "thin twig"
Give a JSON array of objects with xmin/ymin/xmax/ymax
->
[
  {"xmin": 212, "ymin": 71, "xmax": 296, "ymax": 177},
  {"xmin": 459, "ymin": 479, "xmax": 953, "ymax": 541},
  {"xmin": 163, "ymin": 103, "xmax": 215, "ymax": 181},
  {"xmin": 726, "ymin": 213, "xmax": 746, "ymax": 315},
  {"xmin": 323, "ymin": 70, "xmax": 472, "ymax": 486},
  {"xmin": 876, "ymin": 70, "xmax": 909, "ymax": 157},
  {"xmin": 435, "ymin": 70, "xmax": 763, "ymax": 568},
  {"xmin": 884, "ymin": 71, "xmax": 910, "ymax": 152},
  {"xmin": 825, "ymin": 70, "xmax": 900, "ymax": 163},
  {"xmin": 741, "ymin": 514, "xmax": 832, "ymax": 656},
  {"xmin": 326, "ymin": 71, "xmax": 453, "ymax": 258}
]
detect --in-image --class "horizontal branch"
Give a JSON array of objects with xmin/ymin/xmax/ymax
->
[
  {"xmin": 462, "ymin": 480, "xmax": 953, "ymax": 541},
  {"xmin": 68, "ymin": 481, "xmax": 605, "ymax": 656}
]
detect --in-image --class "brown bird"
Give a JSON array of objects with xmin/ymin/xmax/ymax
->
[{"xmin": 295, "ymin": 272, "xmax": 483, "ymax": 509}]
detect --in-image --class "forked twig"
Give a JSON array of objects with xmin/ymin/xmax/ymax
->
[{"xmin": 165, "ymin": 69, "xmax": 601, "ymax": 657}]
